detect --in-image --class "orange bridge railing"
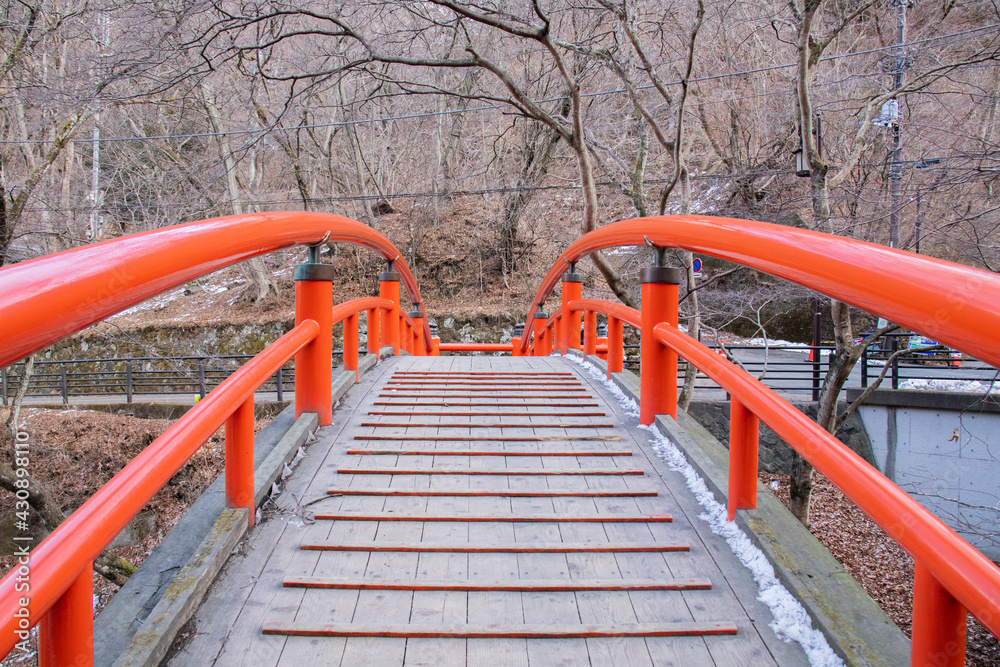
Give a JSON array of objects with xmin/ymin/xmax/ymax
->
[
  {"xmin": 516, "ymin": 215, "xmax": 1000, "ymax": 667},
  {"xmin": 0, "ymin": 212, "xmax": 438, "ymax": 664}
]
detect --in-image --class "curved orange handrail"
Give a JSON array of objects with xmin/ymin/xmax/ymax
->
[
  {"xmin": 0, "ymin": 320, "xmax": 319, "ymax": 654},
  {"xmin": 649, "ymin": 320, "xmax": 1000, "ymax": 639},
  {"xmin": 331, "ymin": 297, "xmax": 393, "ymax": 324},
  {"xmin": 519, "ymin": 215, "xmax": 1000, "ymax": 363},
  {"xmin": 438, "ymin": 343, "xmax": 514, "ymax": 353},
  {"xmin": 0, "ymin": 212, "xmax": 431, "ymax": 366},
  {"xmin": 569, "ymin": 299, "xmax": 641, "ymax": 328}
]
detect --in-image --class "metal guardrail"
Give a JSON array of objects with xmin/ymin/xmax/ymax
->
[{"xmin": 1, "ymin": 352, "xmax": 340, "ymax": 405}]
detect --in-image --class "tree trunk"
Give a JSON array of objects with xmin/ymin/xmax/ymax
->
[{"xmin": 202, "ymin": 82, "xmax": 274, "ymax": 302}]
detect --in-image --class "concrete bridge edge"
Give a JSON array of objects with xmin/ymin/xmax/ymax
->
[
  {"xmin": 94, "ymin": 348, "xmax": 393, "ymax": 667},
  {"xmin": 571, "ymin": 350, "xmax": 911, "ymax": 667}
]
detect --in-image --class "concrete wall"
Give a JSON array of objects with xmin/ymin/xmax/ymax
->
[{"xmin": 846, "ymin": 388, "xmax": 1000, "ymax": 561}]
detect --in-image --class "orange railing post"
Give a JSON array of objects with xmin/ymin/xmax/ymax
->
[
  {"xmin": 344, "ymin": 311, "xmax": 360, "ymax": 379},
  {"xmin": 294, "ymin": 249, "xmax": 334, "ymax": 425},
  {"xmin": 639, "ymin": 256, "xmax": 680, "ymax": 425},
  {"xmin": 366, "ymin": 306, "xmax": 380, "ymax": 354},
  {"xmin": 225, "ymin": 396, "xmax": 256, "ymax": 527},
  {"xmin": 607, "ymin": 316, "xmax": 623, "ymax": 378},
  {"xmin": 532, "ymin": 311, "xmax": 548, "ymax": 356},
  {"xmin": 512, "ymin": 336, "xmax": 522, "ymax": 357},
  {"xmin": 727, "ymin": 398, "xmax": 760, "ymax": 520},
  {"xmin": 912, "ymin": 562, "xmax": 967, "ymax": 667},
  {"xmin": 409, "ymin": 310, "xmax": 425, "ymax": 356},
  {"xmin": 38, "ymin": 563, "xmax": 92, "ymax": 667},
  {"xmin": 583, "ymin": 308, "xmax": 597, "ymax": 356},
  {"xmin": 379, "ymin": 264, "xmax": 401, "ymax": 355},
  {"xmin": 561, "ymin": 271, "xmax": 582, "ymax": 354}
]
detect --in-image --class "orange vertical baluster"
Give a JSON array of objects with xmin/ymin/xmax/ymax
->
[
  {"xmin": 561, "ymin": 272, "xmax": 582, "ymax": 354},
  {"xmin": 225, "ymin": 397, "xmax": 256, "ymax": 527},
  {"xmin": 727, "ymin": 398, "xmax": 759, "ymax": 520},
  {"xmin": 583, "ymin": 309, "xmax": 597, "ymax": 356},
  {"xmin": 379, "ymin": 265, "xmax": 401, "ymax": 355},
  {"xmin": 366, "ymin": 307, "xmax": 380, "ymax": 354},
  {"xmin": 344, "ymin": 312, "xmax": 359, "ymax": 379},
  {"xmin": 294, "ymin": 253, "xmax": 334, "ymax": 425},
  {"xmin": 512, "ymin": 336, "xmax": 522, "ymax": 357},
  {"xmin": 912, "ymin": 561, "xmax": 966, "ymax": 667},
  {"xmin": 532, "ymin": 312, "xmax": 548, "ymax": 356},
  {"xmin": 410, "ymin": 310, "xmax": 425, "ymax": 356},
  {"xmin": 607, "ymin": 316, "xmax": 623, "ymax": 378},
  {"xmin": 639, "ymin": 260, "xmax": 680, "ymax": 425},
  {"xmin": 39, "ymin": 563, "xmax": 93, "ymax": 667}
]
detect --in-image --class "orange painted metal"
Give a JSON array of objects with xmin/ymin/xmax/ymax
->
[
  {"xmin": 343, "ymin": 312, "xmax": 359, "ymax": 380},
  {"xmin": 345, "ymin": 449, "xmax": 631, "ymax": 457},
  {"xmin": 337, "ymin": 467, "xmax": 643, "ymax": 475},
  {"xmin": 366, "ymin": 307, "xmax": 380, "ymax": 354},
  {"xmin": 511, "ymin": 336, "xmax": 523, "ymax": 356},
  {"xmin": 0, "ymin": 320, "xmax": 317, "ymax": 658},
  {"xmin": 519, "ymin": 215, "xmax": 1000, "ymax": 365},
  {"xmin": 313, "ymin": 512, "xmax": 671, "ymax": 523},
  {"xmin": 360, "ymin": 422, "xmax": 610, "ymax": 428},
  {"xmin": 645, "ymin": 320, "xmax": 1000, "ymax": 646},
  {"xmin": 225, "ymin": 397, "xmax": 256, "ymax": 527},
  {"xmin": 727, "ymin": 399, "xmax": 760, "ymax": 521},
  {"xmin": 367, "ymin": 411, "xmax": 607, "ymax": 416},
  {"xmin": 38, "ymin": 562, "xmax": 92, "ymax": 667},
  {"xmin": 411, "ymin": 313, "xmax": 426, "ymax": 357},
  {"xmin": 583, "ymin": 309, "xmax": 597, "ymax": 356},
  {"xmin": 324, "ymin": 489, "xmax": 654, "ymax": 497},
  {"xmin": 0, "ymin": 212, "xmax": 430, "ymax": 369},
  {"xmin": 372, "ymin": 402, "xmax": 602, "ymax": 407},
  {"xmin": 531, "ymin": 315, "xmax": 546, "ymax": 356},
  {"xmin": 379, "ymin": 275, "xmax": 401, "ymax": 355},
  {"xmin": 912, "ymin": 561, "xmax": 967, "ymax": 667},
  {"xmin": 596, "ymin": 336, "xmax": 608, "ymax": 360},
  {"xmin": 300, "ymin": 541, "xmax": 689, "ymax": 553},
  {"xmin": 294, "ymin": 279, "xmax": 333, "ymax": 425},
  {"xmin": 640, "ymin": 281, "xmax": 679, "ymax": 424},
  {"xmin": 283, "ymin": 577, "xmax": 707, "ymax": 591},
  {"xmin": 393, "ymin": 372, "xmax": 574, "ymax": 376},
  {"xmin": 561, "ymin": 278, "xmax": 582, "ymax": 354},
  {"xmin": 438, "ymin": 343, "xmax": 514, "ymax": 353},
  {"xmin": 608, "ymin": 317, "xmax": 624, "ymax": 377},
  {"xmin": 386, "ymin": 381, "xmax": 581, "ymax": 386}
]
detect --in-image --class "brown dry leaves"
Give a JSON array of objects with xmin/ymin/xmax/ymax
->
[{"xmin": 761, "ymin": 472, "xmax": 1000, "ymax": 666}]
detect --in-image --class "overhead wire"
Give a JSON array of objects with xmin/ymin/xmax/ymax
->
[{"xmin": 1, "ymin": 23, "xmax": 996, "ymax": 146}]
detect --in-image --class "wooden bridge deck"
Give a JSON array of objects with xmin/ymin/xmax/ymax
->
[{"xmin": 172, "ymin": 356, "xmax": 811, "ymax": 666}]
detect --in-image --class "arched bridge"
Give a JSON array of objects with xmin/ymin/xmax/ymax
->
[{"xmin": 0, "ymin": 213, "xmax": 997, "ymax": 666}]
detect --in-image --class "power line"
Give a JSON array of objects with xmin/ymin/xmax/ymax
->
[{"xmin": 1, "ymin": 23, "xmax": 995, "ymax": 146}]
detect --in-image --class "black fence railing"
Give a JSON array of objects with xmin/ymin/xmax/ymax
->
[
  {"xmin": 621, "ymin": 336, "xmax": 995, "ymax": 399},
  {"xmin": 1, "ymin": 351, "xmax": 342, "ymax": 405}
]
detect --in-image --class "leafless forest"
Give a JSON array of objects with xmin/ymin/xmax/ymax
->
[{"xmin": 3, "ymin": 0, "xmax": 998, "ymax": 277}]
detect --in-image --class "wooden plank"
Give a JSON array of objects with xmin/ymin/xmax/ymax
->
[
  {"xmin": 367, "ymin": 411, "xmax": 607, "ymax": 416},
  {"xmin": 326, "ymin": 488, "xmax": 658, "ymax": 497},
  {"xmin": 372, "ymin": 402, "xmax": 602, "ymax": 407},
  {"xmin": 345, "ymin": 449, "xmax": 632, "ymax": 457},
  {"xmin": 262, "ymin": 621, "xmax": 738, "ymax": 638},
  {"xmin": 378, "ymin": 393, "xmax": 589, "ymax": 398},
  {"xmin": 300, "ymin": 541, "xmax": 690, "ymax": 553},
  {"xmin": 313, "ymin": 512, "xmax": 672, "ymax": 523},
  {"xmin": 337, "ymin": 467, "xmax": 641, "ymax": 475},
  {"xmin": 282, "ymin": 577, "xmax": 711, "ymax": 591},
  {"xmin": 353, "ymin": 435, "xmax": 623, "ymax": 442},
  {"xmin": 359, "ymin": 422, "xmax": 614, "ymax": 428}
]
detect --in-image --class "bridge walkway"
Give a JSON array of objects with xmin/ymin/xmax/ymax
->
[{"xmin": 171, "ymin": 355, "xmax": 810, "ymax": 666}]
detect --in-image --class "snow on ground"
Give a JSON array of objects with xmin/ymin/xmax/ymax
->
[
  {"xmin": 564, "ymin": 353, "xmax": 844, "ymax": 667},
  {"xmin": 899, "ymin": 378, "xmax": 1000, "ymax": 394}
]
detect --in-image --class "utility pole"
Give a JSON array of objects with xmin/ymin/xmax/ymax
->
[{"xmin": 888, "ymin": 0, "xmax": 909, "ymax": 249}]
